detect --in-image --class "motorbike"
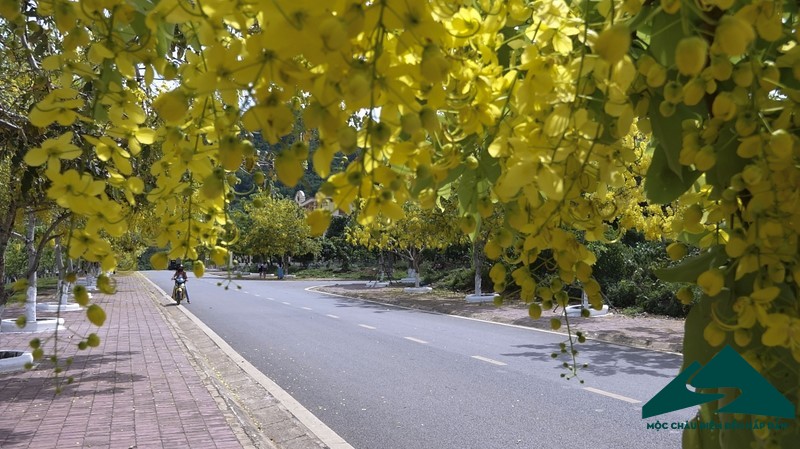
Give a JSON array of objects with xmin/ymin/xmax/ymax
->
[{"xmin": 173, "ymin": 276, "xmax": 187, "ymax": 305}]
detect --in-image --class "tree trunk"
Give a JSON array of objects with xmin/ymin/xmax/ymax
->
[
  {"xmin": 54, "ymin": 235, "xmax": 69, "ymax": 305},
  {"xmin": 473, "ymin": 238, "xmax": 484, "ymax": 296},
  {"xmin": 412, "ymin": 249, "xmax": 421, "ymax": 288},
  {"xmin": 386, "ymin": 252, "xmax": 394, "ymax": 280},
  {"xmin": 25, "ymin": 209, "xmax": 37, "ymax": 325}
]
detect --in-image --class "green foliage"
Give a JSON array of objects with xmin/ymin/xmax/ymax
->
[
  {"xmin": 3, "ymin": 240, "xmax": 55, "ymax": 279},
  {"xmin": 3, "ymin": 240, "xmax": 27, "ymax": 279},
  {"xmin": 590, "ymin": 230, "xmax": 688, "ymax": 317},
  {"xmin": 428, "ymin": 266, "xmax": 494, "ymax": 293},
  {"xmin": 237, "ymin": 193, "xmax": 321, "ymax": 261},
  {"xmin": 349, "ymin": 200, "xmax": 468, "ymax": 285}
]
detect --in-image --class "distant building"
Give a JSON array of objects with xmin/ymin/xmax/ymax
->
[{"xmin": 294, "ymin": 190, "xmax": 345, "ymax": 216}]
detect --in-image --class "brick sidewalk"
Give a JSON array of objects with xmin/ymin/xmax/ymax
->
[{"xmin": 0, "ymin": 273, "xmax": 245, "ymax": 449}]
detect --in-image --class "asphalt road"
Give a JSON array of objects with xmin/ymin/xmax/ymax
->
[{"xmin": 144, "ymin": 271, "xmax": 694, "ymax": 449}]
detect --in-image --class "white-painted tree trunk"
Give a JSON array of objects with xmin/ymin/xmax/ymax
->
[
  {"xmin": 54, "ymin": 235, "xmax": 69, "ymax": 305},
  {"xmin": 473, "ymin": 239, "xmax": 483, "ymax": 296},
  {"xmin": 412, "ymin": 252, "xmax": 421, "ymax": 288},
  {"xmin": 24, "ymin": 209, "xmax": 37, "ymax": 324}
]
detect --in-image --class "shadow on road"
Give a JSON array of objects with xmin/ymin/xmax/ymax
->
[
  {"xmin": 501, "ymin": 342, "xmax": 681, "ymax": 378},
  {"xmin": 332, "ymin": 298, "xmax": 441, "ymax": 316}
]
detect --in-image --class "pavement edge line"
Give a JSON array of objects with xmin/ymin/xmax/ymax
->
[{"xmin": 140, "ymin": 273, "xmax": 355, "ymax": 449}]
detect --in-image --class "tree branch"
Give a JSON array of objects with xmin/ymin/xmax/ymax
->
[
  {"xmin": 0, "ymin": 108, "xmax": 29, "ymax": 144},
  {"xmin": 25, "ymin": 211, "xmax": 71, "ymax": 279}
]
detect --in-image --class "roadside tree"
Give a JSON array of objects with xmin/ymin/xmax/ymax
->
[
  {"xmin": 240, "ymin": 194, "xmax": 321, "ymax": 273},
  {"xmin": 348, "ymin": 201, "xmax": 467, "ymax": 288}
]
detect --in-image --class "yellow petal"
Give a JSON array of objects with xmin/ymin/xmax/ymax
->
[
  {"xmin": 23, "ymin": 147, "xmax": 48, "ymax": 167},
  {"xmin": 307, "ymin": 209, "xmax": 332, "ymax": 237},
  {"xmin": 127, "ymin": 177, "xmax": 145, "ymax": 194},
  {"xmin": 150, "ymin": 252, "xmax": 169, "ymax": 270},
  {"xmin": 751, "ymin": 286, "xmax": 780, "ymax": 303},
  {"xmin": 704, "ymin": 321, "xmax": 726, "ymax": 346},
  {"xmin": 274, "ymin": 152, "xmax": 304, "ymax": 187}
]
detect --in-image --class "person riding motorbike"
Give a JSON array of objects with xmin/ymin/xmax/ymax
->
[{"xmin": 171, "ymin": 265, "xmax": 190, "ymax": 304}]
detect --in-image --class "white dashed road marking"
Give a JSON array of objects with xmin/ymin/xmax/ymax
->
[
  {"xmin": 282, "ymin": 302, "xmax": 291, "ymax": 305},
  {"xmin": 302, "ymin": 307, "xmax": 313, "ymax": 311},
  {"xmin": 404, "ymin": 337, "xmax": 428, "ymax": 344},
  {"xmin": 471, "ymin": 355, "xmax": 507, "ymax": 366},
  {"xmin": 583, "ymin": 387, "xmax": 641, "ymax": 404},
  {"xmin": 358, "ymin": 324, "xmax": 376, "ymax": 330},
  {"xmin": 326, "ymin": 314, "xmax": 340, "ymax": 319}
]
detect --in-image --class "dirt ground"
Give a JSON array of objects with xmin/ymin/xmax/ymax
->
[{"xmin": 315, "ymin": 282, "xmax": 685, "ymax": 353}]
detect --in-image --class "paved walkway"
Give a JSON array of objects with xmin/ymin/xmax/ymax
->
[{"xmin": 0, "ymin": 273, "xmax": 325, "ymax": 449}]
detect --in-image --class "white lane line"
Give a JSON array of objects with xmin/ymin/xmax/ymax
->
[
  {"xmin": 253, "ymin": 293, "xmax": 261, "ymax": 297},
  {"xmin": 404, "ymin": 337, "xmax": 428, "ymax": 344},
  {"xmin": 583, "ymin": 387, "xmax": 641, "ymax": 404},
  {"xmin": 326, "ymin": 314, "xmax": 340, "ymax": 319},
  {"xmin": 267, "ymin": 297, "xmax": 275, "ymax": 301},
  {"xmin": 471, "ymin": 355, "xmax": 507, "ymax": 366},
  {"xmin": 282, "ymin": 301, "xmax": 291, "ymax": 305},
  {"xmin": 358, "ymin": 324, "xmax": 376, "ymax": 330},
  {"xmin": 302, "ymin": 307, "xmax": 313, "ymax": 311}
]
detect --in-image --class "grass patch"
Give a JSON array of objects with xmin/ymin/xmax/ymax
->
[{"xmin": 291, "ymin": 267, "xmax": 363, "ymax": 279}]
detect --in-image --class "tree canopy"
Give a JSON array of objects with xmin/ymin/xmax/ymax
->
[
  {"xmin": 3, "ymin": 0, "xmax": 800, "ymax": 446},
  {"xmin": 235, "ymin": 193, "xmax": 320, "ymax": 264},
  {"xmin": 348, "ymin": 199, "xmax": 467, "ymax": 285}
]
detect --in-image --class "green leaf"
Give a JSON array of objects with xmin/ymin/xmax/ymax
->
[
  {"xmin": 682, "ymin": 291, "xmax": 727, "ymax": 370},
  {"xmin": 705, "ymin": 126, "xmax": 747, "ymax": 199},
  {"xmin": 644, "ymin": 143, "xmax": 700, "ymax": 203},
  {"xmin": 654, "ymin": 246, "xmax": 726, "ymax": 283},
  {"xmin": 649, "ymin": 12, "xmax": 686, "ymax": 68},
  {"xmin": 478, "ymin": 144, "xmax": 501, "ymax": 182},
  {"xmin": 645, "ymin": 14, "xmax": 711, "ymax": 200},
  {"xmin": 625, "ymin": 4, "xmax": 658, "ymax": 31},
  {"xmin": 156, "ymin": 22, "xmax": 175, "ymax": 57},
  {"xmin": 456, "ymin": 169, "xmax": 477, "ymax": 213},
  {"xmin": 438, "ymin": 164, "xmax": 466, "ymax": 191},
  {"xmin": 648, "ymin": 92, "xmax": 708, "ymax": 178}
]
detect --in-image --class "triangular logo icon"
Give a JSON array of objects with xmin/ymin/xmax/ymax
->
[{"xmin": 642, "ymin": 345, "xmax": 795, "ymax": 419}]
